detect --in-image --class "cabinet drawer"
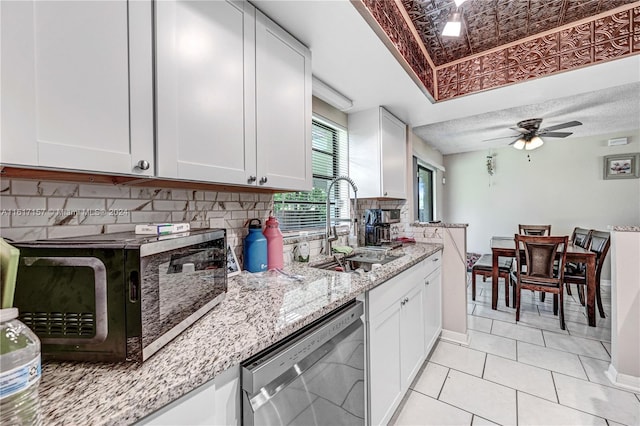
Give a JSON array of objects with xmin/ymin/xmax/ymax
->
[{"xmin": 424, "ymin": 251, "xmax": 442, "ymax": 277}]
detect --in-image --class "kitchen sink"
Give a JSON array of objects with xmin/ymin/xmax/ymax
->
[{"xmin": 310, "ymin": 250, "xmax": 404, "ymax": 273}]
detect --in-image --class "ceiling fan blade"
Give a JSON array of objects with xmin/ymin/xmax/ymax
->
[
  {"xmin": 539, "ymin": 131, "xmax": 573, "ymax": 138},
  {"xmin": 509, "ymin": 126, "xmax": 530, "ymax": 134},
  {"xmin": 508, "ymin": 137, "xmax": 521, "ymax": 146},
  {"xmin": 482, "ymin": 135, "xmax": 519, "ymax": 142},
  {"xmin": 539, "ymin": 120, "xmax": 582, "ymax": 132}
]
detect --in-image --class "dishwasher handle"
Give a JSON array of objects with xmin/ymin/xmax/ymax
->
[{"xmin": 241, "ymin": 301, "xmax": 363, "ymax": 395}]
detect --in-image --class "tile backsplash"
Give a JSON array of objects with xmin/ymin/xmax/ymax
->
[{"xmin": 0, "ymin": 178, "xmax": 410, "ymax": 266}]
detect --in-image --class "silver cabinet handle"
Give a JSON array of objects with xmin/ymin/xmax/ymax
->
[
  {"xmin": 259, "ymin": 176, "xmax": 268, "ymax": 185},
  {"xmin": 425, "ymin": 280, "xmax": 430, "ymax": 286},
  {"xmin": 137, "ymin": 160, "xmax": 150, "ymax": 170},
  {"xmin": 248, "ymin": 176, "xmax": 257, "ymax": 183},
  {"xmin": 432, "ymin": 257, "xmax": 439, "ymax": 262}
]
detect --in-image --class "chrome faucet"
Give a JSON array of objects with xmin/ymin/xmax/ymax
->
[{"xmin": 324, "ymin": 176, "xmax": 358, "ymax": 255}]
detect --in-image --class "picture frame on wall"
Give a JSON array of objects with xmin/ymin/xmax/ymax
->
[
  {"xmin": 603, "ymin": 153, "xmax": 640, "ymax": 180},
  {"xmin": 227, "ymin": 245, "xmax": 241, "ymax": 277}
]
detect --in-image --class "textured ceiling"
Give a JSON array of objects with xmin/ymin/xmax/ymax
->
[
  {"xmin": 412, "ymin": 81, "xmax": 640, "ymax": 154},
  {"xmin": 402, "ymin": 0, "xmax": 636, "ymax": 66}
]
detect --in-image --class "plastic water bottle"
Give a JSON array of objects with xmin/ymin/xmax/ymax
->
[
  {"xmin": 0, "ymin": 308, "xmax": 42, "ymax": 425},
  {"xmin": 243, "ymin": 219, "xmax": 268, "ymax": 272},
  {"xmin": 264, "ymin": 215, "xmax": 284, "ymax": 270}
]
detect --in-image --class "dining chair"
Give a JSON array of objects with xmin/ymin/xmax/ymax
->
[
  {"xmin": 471, "ymin": 254, "xmax": 514, "ymax": 306},
  {"xmin": 518, "ymin": 224, "xmax": 551, "ymax": 236},
  {"xmin": 512, "ymin": 234, "xmax": 569, "ymax": 330},
  {"xmin": 565, "ymin": 227, "xmax": 592, "ymax": 296},
  {"xmin": 564, "ymin": 230, "xmax": 610, "ymax": 319}
]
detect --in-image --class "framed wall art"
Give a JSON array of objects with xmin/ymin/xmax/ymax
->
[{"xmin": 603, "ymin": 153, "xmax": 640, "ymax": 180}]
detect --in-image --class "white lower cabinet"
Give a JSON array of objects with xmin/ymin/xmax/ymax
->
[
  {"xmin": 423, "ymin": 252, "xmax": 443, "ymax": 355},
  {"xmin": 368, "ymin": 261, "xmax": 426, "ymax": 426},
  {"xmin": 136, "ymin": 365, "xmax": 239, "ymax": 426}
]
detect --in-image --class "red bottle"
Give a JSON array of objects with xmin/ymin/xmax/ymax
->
[{"xmin": 263, "ymin": 215, "xmax": 284, "ymax": 270}]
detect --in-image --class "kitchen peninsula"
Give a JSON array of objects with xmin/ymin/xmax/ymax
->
[{"xmin": 38, "ymin": 243, "xmax": 442, "ymax": 425}]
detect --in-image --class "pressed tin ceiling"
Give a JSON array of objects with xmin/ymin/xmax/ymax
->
[
  {"xmin": 355, "ymin": 0, "xmax": 640, "ymax": 101},
  {"xmin": 402, "ymin": 0, "xmax": 636, "ymax": 67}
]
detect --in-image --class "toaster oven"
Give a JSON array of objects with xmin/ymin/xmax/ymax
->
[{"xmin": 12, "ymin": 229, "xmax": 227, "ymax": 362}]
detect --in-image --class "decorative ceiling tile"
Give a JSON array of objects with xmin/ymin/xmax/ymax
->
[
  {"xmin": 595, "ymin": 10, "xmax": 632, "ymax": 43},
  {"xmin": 559, "ymin": 47, "xmax": 593, "ymax": 70},
  {"xmin": 482, "ymin": 69, "xmax": 508, "ymax": 90},
  {"xmin": 560, "ymin": 23, "xmax": 593, "ymax": 51},
  {"xmin": 594, "ymin": 35, "xmax": 632, "ymax": 61},
  {"xmin": 507, "ymin": 57, "xmax": 559, "ymax": 83}
]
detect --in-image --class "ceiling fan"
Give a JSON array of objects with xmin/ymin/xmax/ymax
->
[{"xmin": 485, "ymin": 118, "xmax": 583, "ymax": 150}]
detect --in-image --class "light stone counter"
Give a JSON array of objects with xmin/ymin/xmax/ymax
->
[{"xmin": 39, "ymin": 243, "xmax": 442, "ymax": 425}]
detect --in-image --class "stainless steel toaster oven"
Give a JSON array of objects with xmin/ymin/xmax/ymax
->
[{"xmin": 12, "ymin": 229, "xmax": 227, "ymax": 362}]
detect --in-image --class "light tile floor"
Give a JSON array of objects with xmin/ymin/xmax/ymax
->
[{"xmin": 391, "ymin": 275, "xmax": 640, "ymax": 426}]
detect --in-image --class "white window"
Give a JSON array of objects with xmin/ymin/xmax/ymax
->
[{"xmin": 274, "ymin": 117, "xmax": 349, "ymax": 231}]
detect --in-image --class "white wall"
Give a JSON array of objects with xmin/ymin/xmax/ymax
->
[{"xmin": 442, "ymin": 131, "xmax": 640, "ymax": 279}]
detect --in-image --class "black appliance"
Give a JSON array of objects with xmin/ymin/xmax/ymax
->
[
  {"xmin": 364, "ymin": 209, "xmax": 400, "ymax": 246},
  {"xmin": 12, "ymin": 229, "xmax": 227, "ymax": 362}
]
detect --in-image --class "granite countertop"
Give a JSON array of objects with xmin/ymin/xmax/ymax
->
[{"xmin": 39, "ymin": 243, "xmax": 442, "ymax": 425}]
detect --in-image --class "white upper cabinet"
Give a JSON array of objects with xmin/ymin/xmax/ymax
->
[
  {"xmin": 0, "ymin": 0, "xmax": 154, "ymax": 176},
  {"xmin": 156, "ymin": 1, "xmax": 312, "ymax": 191},
  {"xmin": 155, "ymin": 0, "xmax": 255, "ymax": 185},
  {"xmin": 255, "ymin": 10, "xmax": 312, "ymax": 191},
  {"xmin": 349, "ymin": 107, "xmax": 407, "ymax": 199}
]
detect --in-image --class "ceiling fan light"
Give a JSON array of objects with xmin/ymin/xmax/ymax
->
[
  {"xmin": 512, "ymin": 138, "xmax": 526, "ymax": 150},
  {"xmin": 442, "ymin": 13, "xmax": 461, "ymax": 37},
  {"xmin": 526, "ymin": 136, "xmax": 544, "ymax": 150}
]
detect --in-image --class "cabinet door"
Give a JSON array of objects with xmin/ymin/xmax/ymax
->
[
  {"xmin": 400, "ymin": 283, "xmax": 425, "ymax": 388},
  {"xmin": 369, "ymin": 298, "xmax": 402, "ymax": 426},
  {"xmin": 380, "ymin": 108, "xmax": 407, "ymax": 198},
  {"xmin": 424, "ymin": 267, "xmax": 442, "ymax": 355},
  {"xmin": 255, "ymin": 10, "xmax": 312, "ymax": 191},
  {"xmin": 156, "ymin": 0, "xmax": 256, "ymax": 184},
  {"xmin": 0, "ymin": 0, "xmax": 154, "ymax": 176}
]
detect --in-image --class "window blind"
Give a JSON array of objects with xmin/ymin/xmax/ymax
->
[{"xmin": 274, "ymin": 117, "xmax": 350, "ymax": 231}]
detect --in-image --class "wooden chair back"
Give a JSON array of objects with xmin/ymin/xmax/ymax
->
[
  {"xmin": 519, "ymin": 224, "xmax": 551, "ymax": 236},
  {"xmin": 514, "ymin": 234, "xmax": 569, "ymax": 329},
  {"xmin": 588, "ymin": 230, "xmax": 611, "ymax": 280},
  {"xmin": 570, "ymin": 227, "xmax": 592, "ymax": 248},
  {"xmin": 515, "ymin": 235, "xmax": 568, "ymax": 282}
]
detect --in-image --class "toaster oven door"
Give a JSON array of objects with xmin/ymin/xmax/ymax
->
[
  {"xmin": 138, "ymin": 235, "xmax": 227, "ymax": 361},
  {"xmin": 14, "ymin": 249, "xmax": 129, "ymax": 361}
]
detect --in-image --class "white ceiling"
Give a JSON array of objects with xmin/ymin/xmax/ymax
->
[{"xmin": 252, "ymin": 0, "xmax": 640, "ymax": 155}]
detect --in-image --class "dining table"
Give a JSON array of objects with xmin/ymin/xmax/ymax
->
[{"xmin": 490, "ymin": 236, "xmax": 598, "ymax": 327}]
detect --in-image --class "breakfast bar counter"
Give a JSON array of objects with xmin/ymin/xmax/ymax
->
[{"xmin": 38, "ymin": 243, "xmax": 442, "ymax": 425}]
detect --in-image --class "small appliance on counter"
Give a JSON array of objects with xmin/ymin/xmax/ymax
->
[
  {"xmin": 364, "ymin": 209, "xmax": 401, "ymax": 246},
  {"xmin": 11, "ymin": 229, "xmax": 227, "ymax": 362}
]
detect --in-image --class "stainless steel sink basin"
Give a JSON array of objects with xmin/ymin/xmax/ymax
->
[{"xmin": 310, "ymin": 251, "xmax": 404, "ymax": 273}]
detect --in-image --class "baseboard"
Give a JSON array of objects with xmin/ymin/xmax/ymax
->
[
  {"xmin": 605, "ymin": 363, "xmax": 640, "ymax": 393},
  {"xmin": 440, "ymin": 329, "xmax": 470, "ymax": 346}
]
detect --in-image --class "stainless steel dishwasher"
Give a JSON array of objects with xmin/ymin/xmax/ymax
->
[{"xmin": 241, "ymin": 300, "xmax": 365, "ymax": 426}]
